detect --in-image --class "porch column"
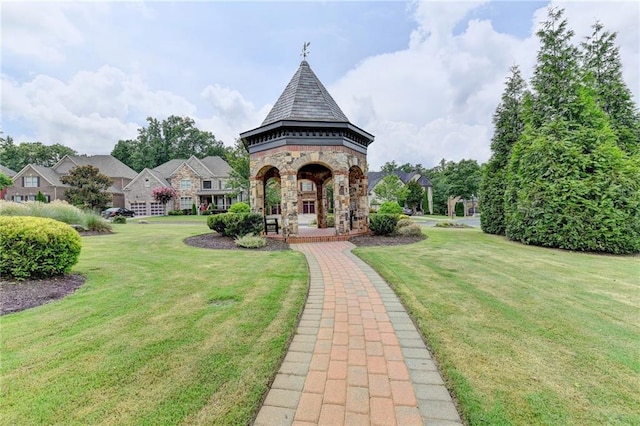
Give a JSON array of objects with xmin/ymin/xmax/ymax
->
[{"xmin": 280, "ymin": 171, "xmax": 298, "ymax": 237}]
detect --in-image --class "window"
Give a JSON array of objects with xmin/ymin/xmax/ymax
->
[
  {"xmin": 24, "ymin": 176, "xmax": 39, "ymax": 187},
  {"xmin": 303, "ymin": 201, "xmax": 315, "ymax": 214},
  {"xmin": 180, "ymin": 197, "xmax": 192, "ymax": 210},
  {"xmin": 180, "ymin": 179, "xmax": 192, "ymax": 190},
  {"xmin": 218, "ymin": 180, "xmax": 226, "ymax": 190},
  {"xmin": 202, "ymin": 180, "xmax": 212, "ymax": 190}
]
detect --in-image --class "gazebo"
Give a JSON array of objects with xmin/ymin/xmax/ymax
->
[{"xmin": 240, "ymin": 59, "xmax": 374, "ymax": 240}]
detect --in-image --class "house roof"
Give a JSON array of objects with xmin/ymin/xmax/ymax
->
[
  {"xmin": 367, "ymin": 170, "xmax": 432, "ymax": 193},
  {"xmin": 151, "ymin": 156, "xmax": 232, "ymax": 179},
  {"xmin": 52, "ymin": 155, "xmax": 137, "ymax": 179},
  {"xmin": 14, "ymin": 164, "xmax": 66, "ymax": 186},
  {"xmin": 0, "ymin": 164, "xmax": 17, "ymax": 177},
  {"xmin": 261, "ymin": 60, "xmax": 349, "ymax": 126},
  {"xmin": 122, "ymin": 168, "xmax": 171, "ymax": 191}
]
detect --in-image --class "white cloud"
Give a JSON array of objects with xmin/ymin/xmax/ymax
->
[
  {"xmin": 1, "ymin": 3, "xmax": 85, "ymax": 62},
  {"xmin": 330, "ymin": 1, "xmax": 638, "ymax": 171}
]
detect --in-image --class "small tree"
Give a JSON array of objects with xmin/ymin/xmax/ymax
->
[
  {"xmin": 36, "ymin": 191, "xmax": 48, "ymax": 203},
  {"xmin": 151, "ymin": 186, "xmax": 178, "ymax": 214},
  {"xmin": 374, "ymin": 174, "xmax": 408, "ymax": 204},
  {"xmin": 405, "ymin": 181, "xmax": 424, "ymax": 212},
  {"xmin": 0, "ymin": 172, "xmax": 12, "ymax": 190},
  {"xmin": 60, "ymin": 165, "xmax": 112, "ymax": 210}
]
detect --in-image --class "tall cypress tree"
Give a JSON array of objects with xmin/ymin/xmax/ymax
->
[
  {"xmin": 480, "ymin": 65, "xmax": 527, "ymax": 235},
  {"xmin": 504, "ymin": 7, "xmax": 640, "ymax": 254},
  {"xmin": 581, "ymin": 22, "xmax": 640, "ymax": 155}
]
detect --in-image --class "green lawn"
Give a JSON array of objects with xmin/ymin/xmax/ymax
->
[
  {"xmin": 354, "ymin": 227, "xmax": 640, "ymax": 425},
  {"xmin": 0, "ymin": 222, "xmax": 307, "ymax": 425}
]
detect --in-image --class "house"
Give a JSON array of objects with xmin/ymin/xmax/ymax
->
[
  {"xmin": 0, "ymin": 165, "xmax": 17, "ymax": 200},
  {"xmin": 3, "ymin": 155, "xmax": 137, "ymax": 207},
  {"xmin": 123, "ymin": 155, "xmax": 239, "ymax": 216},
  {"xmin": 368, "ymin": 170, "xmax": 434, "ymax": 214}
]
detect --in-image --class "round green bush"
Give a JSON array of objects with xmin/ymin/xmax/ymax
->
[
  {"xmin": 0, "ymin": 216, "xmax": 82, "ymax": 280},
  {"xmin": 228, "ymin": 202, "xmax": 251, "ymax": 214},
  {"xmin": 396, "ymin": 223, "xmax": 423, "ymax": 237},
  {"xmin": 207, "ymin": 212, "xmax": 264, "ymax": 238},
  {"xmin": 112, "ymin": 215, "xmax": 127, "ymax": 224},
  {"xmin": 378, "ymin": 202, "xmax": 403, "ymax": 215},
  {"xmin": 369, "ymin": 213, "xmax": 399, "ymax": 236}
]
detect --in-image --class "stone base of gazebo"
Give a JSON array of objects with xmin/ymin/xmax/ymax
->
[{"xmin": 266, "ymin": 226, "xmax": 370, "ymax": 244}]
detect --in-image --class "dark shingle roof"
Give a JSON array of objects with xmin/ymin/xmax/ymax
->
[
  {"xmin": 261, "ymin": 60, "xmax": 349, "ymax": 126},
  {"xmin": 0, "ymin": 164, "xmax": 17, "ymax": 177},
  {"xmin": 63, "ymin": 155, "xmax": 137, "ymax": 179}
]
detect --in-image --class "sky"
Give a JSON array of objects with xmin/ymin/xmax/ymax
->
[{"xmin": 1, "ymin": 1, "xmax": 639, "ymax": 171}]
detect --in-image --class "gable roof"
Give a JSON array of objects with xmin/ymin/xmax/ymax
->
[
  {"xmin": 199, "ymin": 156, "xmax": 231, "ymax": 176},
  {"xmin": 53, "ymin": 155, "xmax": 137, "ymax": 179},
  {"xmin": 122, "ymin": 168, "xmax": 171, "ymax": 191},
  {"xmin": 261, "ymin": 60, "xmax": 349, "ymax": 126},
  {"xmin": 152, "ymin": 159, "xmax": 185, "ymax": 178},
  {"xmin": 0, "ymin": 164, "xmax": 17, "ymax": 177},
  {"xmin": 14, "ymin": 164, "xmax": 65, "ymax": 186},
  {"xmin": 151, "ymin": 156, "xmax": 232, "ymax": 179}
]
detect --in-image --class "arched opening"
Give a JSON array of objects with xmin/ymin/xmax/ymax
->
[{"xmin": 297, "ymin": 163, "xmax": 334, "ymax": 231}]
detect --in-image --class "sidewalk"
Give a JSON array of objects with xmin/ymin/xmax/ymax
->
[{"xmin": 254, "ymin": 241, "xmax": 462, "ymax": 425}]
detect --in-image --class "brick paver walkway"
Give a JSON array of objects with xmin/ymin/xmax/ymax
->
[{"xmin": 254, "ymin": 241, "xmax": 462, "ymax": 425}]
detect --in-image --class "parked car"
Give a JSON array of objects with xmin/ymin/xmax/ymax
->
[
  {"xmin": 101, "ymin": 207, "xmax": 135, "ymax": 218},
  {"xmin": 402, "ymin": 207, "xmax": 414, "ymax": 216}
]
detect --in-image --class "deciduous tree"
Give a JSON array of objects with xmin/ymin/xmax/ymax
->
[
  {"xmin": 374, "ymin": 174, "xmax": 407, "ymax": 204},
  {"xmin": 0, "ymin": 136, "xmax": 76, "ymax": 172}
]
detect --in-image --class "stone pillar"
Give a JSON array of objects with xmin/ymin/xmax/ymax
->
[
  {"xmin": 250, "ymin": 177, "xmax": 264, "ymax": 215},
  {"xmin": 356, "ymin": 174, "xmax": 369, "ymax": 231},
  {"xmin": 333, "ymin": 171, "xmax": 349, "ymax": 235},
  {"xmin": 280, "ymin": 171, "xmax": 298, "ymax": 237},
  {"xmin": 317, "ymin": 181, "xmax": 327, "ymax": 229}
]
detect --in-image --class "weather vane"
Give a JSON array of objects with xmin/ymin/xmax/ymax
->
[{"xmin": 301, "ymin": 42, "xmax": 310, "ymax": 60}]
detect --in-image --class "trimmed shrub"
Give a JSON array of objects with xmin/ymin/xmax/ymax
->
[
  {"xmin": 327, "ymin": 214, "xmax": 335, "ymax": 227},
  {"xmin": 191, "ymin": 203, "xmax": 198, "ymax": 216},
  {"xmin": 207, "ymin": 213, "xmax": 264, "ymax": 238},
  {"xmin": 0, "ymin": 216, "xmax": 82, "ymax": 280},
  {"xmin": 369, "ymin": 214, "xmax": 399, "ymax": 236},
  {"xmin": 378, "ymin": 202, "xmax": 403, "ymax": 215},
  {"xmin": 112, "ymin": 215, "xmax": 127, "ymax": 224},
  {"xmin": 228, "ymin": 202, "xmax": 250, "ymax": 214},
  {"xmin": 168, "ymin": 210, "xmax": 184, "ymax": 215},
  {"xmin": 235, "ymin": 234, "xmax": 267, "ymax": 248},
  {"xmin": 396, "ymin": 223, "xmax": 423, "ymax": 237}
]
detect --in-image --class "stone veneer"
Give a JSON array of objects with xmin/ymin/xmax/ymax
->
[
  {"xmin": 250, "ymin": 145, "xmax": 369, "ymax": 237},
  {"xmin": 172, "ymin": 164, "xmax": 201, "ymax": 211}
]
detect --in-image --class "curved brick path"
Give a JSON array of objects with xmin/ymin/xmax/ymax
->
[{"xmin": 254, "ymin": 241, "xmax": 462, "ymax": 425}]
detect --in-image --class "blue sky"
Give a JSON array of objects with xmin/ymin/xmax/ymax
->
[{"xmin": 2, "ymin": 1, "xmax": 638, "ymax": 171}]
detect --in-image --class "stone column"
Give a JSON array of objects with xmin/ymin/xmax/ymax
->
[
  {"xmin": 280, "ymin": 171, "xmax": 298, "ymax": 237},
  {"xmin": 250, "ymin": 177, "xmax": 264, "ymax": 215},
  {"xmin": 333, "ymin": 171, "xmax": 349, "ymax": 235},
  {"xmin": 316, "ymin": 181, "xmax": 327, "ymax": 229},
  {"xmin": 356, "ymin": 174, "xmax": 369, "ymax": 231}
]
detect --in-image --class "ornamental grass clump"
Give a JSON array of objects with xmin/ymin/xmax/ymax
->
[
  {"xmin": 0, "ymin": 216, "xmax": 82, "ymax": 280},
  {"xmin": 235, "ymin": 234, "xmax": 267, "ymax": 248}
]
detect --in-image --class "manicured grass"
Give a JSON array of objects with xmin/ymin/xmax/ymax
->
[
  {"xmin": 0, "ymin": 222, "xmax": 307, "ymax": 425},
  {"xmin": 354, "ymin": 228, "xmax": 639, "ymax": 425}
]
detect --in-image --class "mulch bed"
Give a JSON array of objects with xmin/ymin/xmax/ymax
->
[{"xmin": 1, "ymin": 231, "xmax": 425, "ymax": 315}]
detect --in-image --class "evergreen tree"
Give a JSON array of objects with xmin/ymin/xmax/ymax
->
[
  {"xmin": 480, "ymin": 66, "xmax": 527, "ymax": 235},
  {"xmin": 505, "ymin": 7, "xmax": 640, "ymax": 254},
  {"xmin": 581, "ymin": 22, "xmax": 640, "ymax": 155},
  {"xmin": 530, "ymin": 7, "xmax": 581, "ymax": 127}
]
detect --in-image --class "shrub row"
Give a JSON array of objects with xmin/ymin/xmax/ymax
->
[
  {"xmin": 0, "ymin": 216, "xmax": 82, "ymax": 280},
  {"xmin": 369, "ymin": 214, "xmax": 423, "ymax": 237}
]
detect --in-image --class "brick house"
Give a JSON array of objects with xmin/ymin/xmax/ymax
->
[
  {"xmin": 4, "ymin": 155, "xmax": 136, "ymax": 207},
  {"xmin": 0, "ymin": 165, "xmax": 17, "ymax": 200},
  {"xmin": 123, "ymin": 155, "xmax": 239, "ymax": 216}
]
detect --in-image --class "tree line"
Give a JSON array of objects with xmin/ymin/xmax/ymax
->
[{"xmin": 479, "ymin": 7, "xmax": 640, "ymax": 254}]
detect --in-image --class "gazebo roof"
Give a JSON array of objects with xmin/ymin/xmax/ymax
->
[{"xmin": 261, "ymin": 60, "xmax": 349, "ymax": 126}]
